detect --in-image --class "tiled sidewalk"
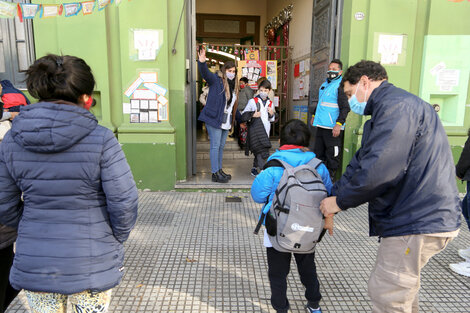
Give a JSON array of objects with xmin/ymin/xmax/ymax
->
[{"xmin": 7, "ymin": 192, "xmax": 470, "ymax": 312}]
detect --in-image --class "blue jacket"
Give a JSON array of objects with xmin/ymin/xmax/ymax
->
[
  {"xmin": 251, "ymin": 148, "xmax": 333, "ymax": 206},
  {"xmin": 0, "ymin": 102, "xmax": 138, "ymax": 294},
  {"xmin": 313, "ymin": 77, "xmax": 343, "ymax": 129},
  {"xmin": 332, "ymin": 81, "xmax": 461, "ymax": 237},
  {"xmin": 197, "ymin": 61, "xmax": 228, "ymax": 129}
]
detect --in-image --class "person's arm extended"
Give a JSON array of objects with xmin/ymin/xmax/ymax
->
[
  {"xmin": 334, "ymin": 100, "xmax": 418, "ymax": 210},
  {"xmin": 456, "ymin": 136, "xmax": 470, "ymax": 179},
  {"xmin": 336, "ymin": 87, "xmax": 350, "ymax": 125}
]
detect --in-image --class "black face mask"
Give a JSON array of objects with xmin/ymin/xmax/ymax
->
[{"xmin": 327, "ymin": 71, "xmax": 340, "ymax": 81}]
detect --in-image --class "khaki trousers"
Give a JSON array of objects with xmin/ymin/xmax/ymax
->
[{"xmin": 368, "ymin": 234, "xmax": 452, "ymax": 313}]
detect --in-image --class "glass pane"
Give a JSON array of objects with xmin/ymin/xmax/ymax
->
[
  {"xmin": 246, "ymin": 21, "xmax": 255, "ymax": 34},
  {"xmin": 17, "ymin": 42, "xmax": 28, "ymax": 71},
  {"xmin": 0, "ymin": 44, "xmax": 5, "ymax": 73},
  {"xmin": 14, "ymin": 16, "xmax": 26, "ymax": 41},
  {"xmin": 204, "ymin": 20, "xmax": 239, "ymax": 34}
]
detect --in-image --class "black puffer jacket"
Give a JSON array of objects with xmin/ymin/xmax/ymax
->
[
  {"xmin": 456, "ymin": 134, "xmax": 470, "ymax": 181},
  {"xmin": 241, "ymin": 111, "xmax": 271, "ymax": 155},
  {"xmin": 332, "ymin": 81, "xmax": 461, "ymax": 237}
]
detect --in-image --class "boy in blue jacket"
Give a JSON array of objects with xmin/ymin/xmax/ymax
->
[{"xmin": 251, "ymin": 119, "xmax": 333, "ymax": 313}]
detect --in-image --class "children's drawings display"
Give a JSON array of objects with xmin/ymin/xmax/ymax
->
[
  {"xmin": 124, "ymin": 72, "xmax": 169, "ymax": 123},
  {"xmin": 238, "ymin": 60, "xmax": 277, "ymax": 90}
]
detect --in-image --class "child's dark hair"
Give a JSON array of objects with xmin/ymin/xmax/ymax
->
[
  {"xmin": 240, "ymin": 77, "xmax": 249, "ymax": 84},
  {"xmin": 26, "ymin": 54, "xmax": 95, "ymax": 103},
  {"xmin": 258, "ymin": 79, "xmax": 272, "ymax": 90},
  {"xmin": 280, "ymin": 119, "xmax": 310, "ymax": 147}
]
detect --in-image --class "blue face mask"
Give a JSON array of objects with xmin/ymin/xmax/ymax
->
[{"xmin": 348, "ymin": 84, "xmax": 368, "ymax": 115}]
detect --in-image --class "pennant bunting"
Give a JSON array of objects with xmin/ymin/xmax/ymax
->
[
  {"xmin": 40, "ymin": 4, "xmax": 63, "ymax": 18},
  {"xmin": 0, "ymin": 1, "xmax": 16, "ymax": 19},
  {"xmin": 81, "ymin": 1, "xmax": 95, "ymax": 15},
  {"xmin": 17, "ymin": 3, "xmax": 40, "ymax": 22},
  {"xmin": 63, "ymin": 3, "xmax": 81, "ymax": 17},
  {"xmin": 97, "ymin": 0, "xmax": 113, "ymax": 11}
]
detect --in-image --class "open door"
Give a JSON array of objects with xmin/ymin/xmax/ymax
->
[
  {"xmin": 185, "ymin": 0, "xmax": 197, "ymax": 177},
  {"xmin": 308, "ymin": 0, "xmax": 343, "ymax": 149},
  {"xmin": 308, "ymin": 0, "xmax": 343, "ymax": 118}
]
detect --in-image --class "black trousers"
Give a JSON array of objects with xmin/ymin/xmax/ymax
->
[
  {"xmin": 266, "ymin": 248, "xmax": 321, "ymax": 313},
  {"xmin": 313, "ymin": 127, "xmax": 343, "ymax": 178},
  {"xmin": 0, "ymin": 244, "xmax": 19, "ymax": 313},
  {"xmin": 253, "ymin": 149, "xmax": 270, "ymax": 170}
]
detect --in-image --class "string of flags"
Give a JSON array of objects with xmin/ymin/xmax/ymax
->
[
  {"xmin": 0, "ymin": 0, "xmax": 131, "ymax": 22},
  {"xmin": 199, "ymin": 44, "xmax": 280, "ymax": 57}
]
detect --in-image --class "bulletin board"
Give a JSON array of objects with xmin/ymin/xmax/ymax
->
[
  {"xmin": 292, "ymin": 58, "xmax": 310, "ymax": 100},
  {"xmin": 238, "ymin": 60, "xmax": 277, "ymax": 90},
  {"xmin": 123, "ymin": 71, "xmax": 169, "ymax": 123}
]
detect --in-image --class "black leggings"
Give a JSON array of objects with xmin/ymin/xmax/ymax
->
[{"xmin": 0, "ymin": 244, "xmax": 19, "ymax": 313}]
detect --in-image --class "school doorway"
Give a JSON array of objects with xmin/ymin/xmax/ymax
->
[{"xmin": 180, "ymin": 0, "xmax": 342, "ymax": 189}]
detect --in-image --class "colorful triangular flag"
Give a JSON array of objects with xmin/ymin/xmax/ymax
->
[
  {"xmin": 81, "ymin": 1, "xmax": 95, "ymax": 15},
  {"xmin": 97, "ymin": 0, "xmax": 113, "ymax": 11},
  {"xmin": 40, "ymin": 4, "xmax": 63, "ymax": 18},
  {"xmin": 63, "ymin": 3, "xmax": 82, "ymax": 17},
  {"xmin": 17, "ymin": 3, "xmax": 40, "ymax": 22}
]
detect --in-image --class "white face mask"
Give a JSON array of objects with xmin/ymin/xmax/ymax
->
[
  {"xmin": 226, "ymin": 72, "xmax": 235, "ymax": 80},
  {"xmin": 259, "ymin": 91, "xmax": 269, "ymax": 100}
]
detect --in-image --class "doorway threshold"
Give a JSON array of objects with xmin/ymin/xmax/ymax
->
[{"xmin": 176, "ymin": 159, "xmax": 255, "ymax": 189}]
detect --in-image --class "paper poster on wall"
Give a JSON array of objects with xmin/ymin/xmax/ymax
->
[
  {"xmin": 436, "ymin": 69, "xmax": 460, "ymax": 91},
  {"xmin": 373, "ymin": 33, "xmax": 407, "ymax": 66},
  {"xmin": 140, "ymin": 72, "xmax": 158, "ymax": 83},
  {"xmin": 131, "ymin": 29, "xmax": 164, "ymax": 61}
]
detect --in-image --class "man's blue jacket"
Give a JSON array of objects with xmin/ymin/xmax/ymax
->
[{"xmin": 333, "ymin": 81, "xmax": 461, "ymax": 237}]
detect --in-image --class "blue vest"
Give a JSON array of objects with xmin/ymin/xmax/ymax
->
[{"xmin": 312, "ymin": 77, "xmax": 343, "ymax": 129}]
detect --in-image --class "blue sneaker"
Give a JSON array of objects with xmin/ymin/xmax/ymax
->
[
  {"xmin": 250, "ymin": 167, "xmax": 259, "ymax": 177},
  {"xmin": 306, "ymin": 306, "xmax": 322, "ymax": 313}
]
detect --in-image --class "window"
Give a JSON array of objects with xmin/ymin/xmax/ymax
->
[{"xmin": 0, "ymin": 0, "xmax": 35, "ymax": 88}]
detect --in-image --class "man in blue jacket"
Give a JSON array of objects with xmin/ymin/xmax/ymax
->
[
  {"xmin": 311, "ymin": 59, "xmax": 350, "ymax": 180},
  {"xmin": 320, "ymin": 60, "xmax": 461, "ymax": 313}
]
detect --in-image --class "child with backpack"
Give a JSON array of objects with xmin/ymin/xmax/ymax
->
[
  {"xmin": 251, "ymin": 119, "xmax": 333, "ymax": 313},
  {"xmin": 241, "ymin": 79, "xmax": 276, "ymax": 176}
]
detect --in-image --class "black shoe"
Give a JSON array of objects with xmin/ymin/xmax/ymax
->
[
  {"xmin": 212, "ymin": 171, "xmax": 229, "ymax": 183},
  {"xmin": 219, "ymin": 169, "xmax": 232, "ymax": 180}
]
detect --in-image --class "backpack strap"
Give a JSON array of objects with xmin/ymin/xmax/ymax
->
[
  {"xmin": 306, "ymin": 157, "xmax": 323, "ymax": 170},
  {"xmin": 254, "ymin": 97, "xmax": 261, "ymax": 112}
]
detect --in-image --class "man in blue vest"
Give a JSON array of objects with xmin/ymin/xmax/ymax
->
[{"xmin": 311, "ymin": 59, "xmax": 350, "ymax": 180}]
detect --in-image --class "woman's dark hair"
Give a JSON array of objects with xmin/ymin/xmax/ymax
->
[
  {"xmin": 280, "ymin": 119, "xmax": 310, "ymax": 147},
  {"xmin": 258, "ymin": 79, "xmax": 272, "ymax": 90},
  {"xmin": 340, "ymin": 60, "xmax": 388, "ymax": 88},
  {"xmin": 221, "ymin": 60, "xmax": 236, "ymax": 74},
  {"xmin": 26, "ymin": 54, "xmax": 95, "ymax": 103}
]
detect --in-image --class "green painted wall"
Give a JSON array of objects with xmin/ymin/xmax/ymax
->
[
  {"xmin": 340, "ymin": 0, "xmax": 470, "ymax": 192},
  {"xmin": 31, "ymin": 0, "xmax": 187, "ymax": 191}
]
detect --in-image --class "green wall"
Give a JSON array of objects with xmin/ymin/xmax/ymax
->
[
  {"xmin": 340, "ymin": 0, "xmax": 470, "ymax": 192},
  {"xmin": 31, "ymin": 0, "xmax": 187, "ymax": 190}
]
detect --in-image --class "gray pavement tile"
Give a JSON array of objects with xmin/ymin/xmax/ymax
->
[{"xmin": 6, "ymin": 191, "xmax": 470, "ymax": 312}]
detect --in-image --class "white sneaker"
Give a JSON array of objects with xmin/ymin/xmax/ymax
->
[
  {"xmin": 458, "ymin": 247, "xmax": 470, "ymax": 261},
  {"xmin": 449, "ymin": 261, "xmax": 470, "ymax": 277}
]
